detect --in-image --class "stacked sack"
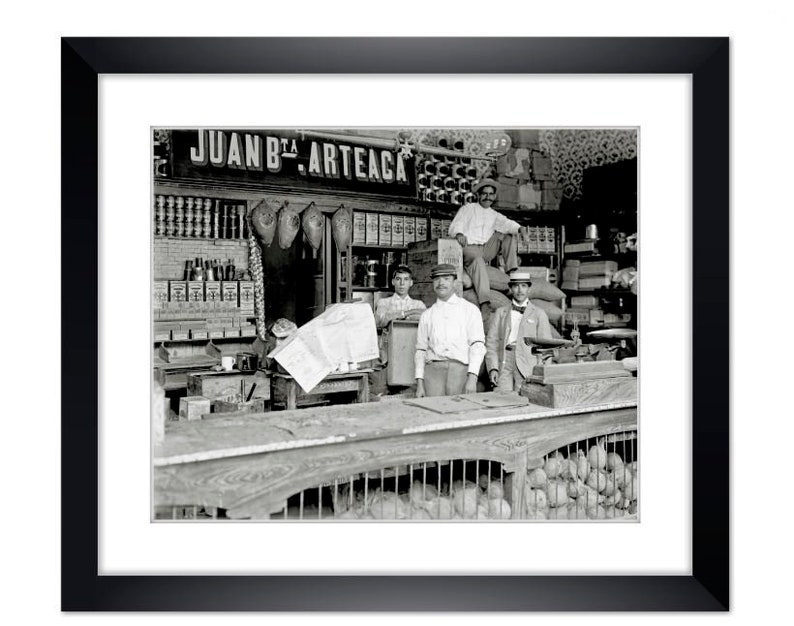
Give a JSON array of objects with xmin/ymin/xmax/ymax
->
[{"xmin": 462, "ymin": 266, "xmax": 566, "ymax": 328}]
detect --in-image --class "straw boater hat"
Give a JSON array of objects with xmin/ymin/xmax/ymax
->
[
  {"xmin": 508, "ymin": 269, "xmax": 533, "ymax": 285},
  {"xmin": 471, "ymin": 178, "xmax": 499, "ymax": 194},
  {"xmin": 430, "ymin": 263, "xmax": 458, "ymax": 279}
]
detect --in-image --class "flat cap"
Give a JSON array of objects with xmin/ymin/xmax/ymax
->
[{"xmin": 430, "ymin": 263, "xmax": 457, "ymax": 279}]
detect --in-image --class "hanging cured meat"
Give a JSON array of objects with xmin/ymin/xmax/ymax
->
[
  {"xmin": 250, "ymin": 198, "xmax": 280, "ymax": 247},
  {"xmin": 301, "ymin": 202, "xmax": 324, "ymax": 253},
  {"xmin": 277, "ymin": 200, "xmax": 301, "ymax": 249},
  {"xmin": 331, "ymin": 204, "xmax": 353, "ymax": 250}
]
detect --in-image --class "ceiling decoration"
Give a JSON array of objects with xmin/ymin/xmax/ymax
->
[{"xmin": 539, "ymin": 129, "xmax": 638, "ymax": 201}]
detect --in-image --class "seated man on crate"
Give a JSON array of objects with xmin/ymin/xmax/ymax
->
[
  {"xmin": 414, "ymin": 264, "xmax": 486, "ymax": 398},
  {"xmin": 369, "ymin": 265, "xmax": 427, "ymax": 396},
  {"xmin": 485, "ymin": 269, "xmax": 553, "ymax": 393},
  {"xmin": 448, "ymin": 178, "xmax": 522, "ymax": 322}
]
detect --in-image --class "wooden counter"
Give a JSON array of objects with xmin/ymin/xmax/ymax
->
[{"xmin": 154, "ymin": 394, "xmax": 637, "ymax": 519}]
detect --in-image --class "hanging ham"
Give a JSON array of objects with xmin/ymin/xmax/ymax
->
[
  {"xmin": 301, "ymin": 202, "xmax": 324, "ymax": 252},
  {"xmin": 277, "ymin": 200, "xmax": 301, "ymax": 249},
  {"xmin": 331, "ymin": 204, "xmax": 353, "ymax": 250},
  {"xmin": 250, "ymin": 197, "xmax": 280, "ymax": 247}
]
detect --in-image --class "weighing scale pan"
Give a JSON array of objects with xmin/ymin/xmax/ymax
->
[
  {"xmin": 587, "ymin": 328, "xmax": 637, "ymax": 340},
  {"xmin": 525, "ymin": 336, "xmax": 575, "ymax": 348}
]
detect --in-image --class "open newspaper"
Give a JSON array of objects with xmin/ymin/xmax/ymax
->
[{"xmin": 267, "ymin": 302, "xmax": 379, "ymax": 392}]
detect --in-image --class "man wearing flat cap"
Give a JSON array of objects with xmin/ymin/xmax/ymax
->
[
  {"xmin": 448, "ymin": 178, "xmax": 521, "ymax": 321},
  {"xmin": 485, "ymin": 269, "xmax": 553, "ymax": 392},
  {"xmin": 414, "ymin": 264, "xmax": 486, "ymax": 397}
]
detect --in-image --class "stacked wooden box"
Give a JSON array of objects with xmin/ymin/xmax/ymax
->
[{"xmin": 406, "ymin": 238, "xmax": 464, "ymax": 308}]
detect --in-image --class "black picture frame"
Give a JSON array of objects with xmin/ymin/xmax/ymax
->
[{"xmin": 62, "ymin": 37, "xmax": 728, "ymax": 611}]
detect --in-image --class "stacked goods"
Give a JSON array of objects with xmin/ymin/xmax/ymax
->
[
  {"xmin": 406, "ymin": 238, "xmax": 464, "ymax": 307},
  {"xmin": 578, "ymin": 259, "xmax": 618, "ymax": 290},
  {"xmin": 522, "ymin": 445, "xmax": 638, "ymax": 520}
]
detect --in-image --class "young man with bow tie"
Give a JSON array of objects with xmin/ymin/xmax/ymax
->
[{"xmin": 485, "ymin": 269, "xmax": 553, "ymax": 392}]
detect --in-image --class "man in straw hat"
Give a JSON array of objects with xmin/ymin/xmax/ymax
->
[
  {"xmin": 414, "ymin": 264, "xmax": 486, "ymax": 398},
  {"xmin": 485, "ymin": 269, "xmax": 553, "ymax": 392},
  {"xmin": 448, "ymin": 178, "xmax": 522, "ymax": 321}
]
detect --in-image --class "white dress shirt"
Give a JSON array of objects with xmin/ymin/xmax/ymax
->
[
  {"xmin": 414, "ymin": 293, "xmax": 486, "ymax": 379},
  {"xmin": 448, "ymin": 202, "xmax": 521, "ymax": 245},
  {"xmin": 375, "ymin": 293, "xmax": 426, "ymax": 328}
]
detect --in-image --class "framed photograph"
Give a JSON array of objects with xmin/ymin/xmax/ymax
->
[{"xmin": 62, "ymin": 37, "xmax": 728, "ymax": 611}]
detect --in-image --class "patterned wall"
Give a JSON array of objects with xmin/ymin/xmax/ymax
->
[{"xmin": 539, "ymin": 129, "xmax": 638, "ymax": 201}]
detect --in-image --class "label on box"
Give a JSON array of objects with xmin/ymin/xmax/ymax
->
[
  {"xmin": 169, "ymin": 281, "xmax": 187, "ymax": 303},
  {"xmin": 224, "ymin": 328, "xmax": 241, "ymax": 338},
  {"xmin": 239, "ymin": 281, "xmax": 254, "ymax": 307},
  {"xmin": 430, "ymin": 218, "xmax": 443, "ymax": 240},
  {"xmin": 240, "ymin": 325, "xmax": 257, "ymax": 337},
  {"xmin": 415, "ymin": 217, "xmax": 428, "ymax": 241},
  {"xmin": 208, "ymin": 329, "xmax": 225, "ymax": 339},
  {"xmin": 187, "ymin": 281, "xmax": 204, "ymax": 303},
  {"xmin": 153, "ymin": 281, "xmax": 168, "ymax": 306},
  {"xmin": 365, "ymin": 213, "xmax": 379, "ymax": 245},
  {"xmin": 441, "ymin": 220, "xmax": 451, "ymax": 237},
  {"xmin": 221, "ymin": 281, "xmax": 239, "ymax": 304},
  {"xmin": 154, "ymin": 330, "xmax": 171, "ymax": 341},
  {"xmin": 190, "ymin": 329, "xmax": 208, "ymax": 340},
  {"xmin": 390, "ymin": 214, "xmax": 404, "ymax": 246},
  {"xmin": 205, "ymin": 281, "xmax": 221, "ymax": 303},
  {"xmin": 378, "ymin": 214, "xmax": 392, "ymax": 246},
  {"xmin": 403, "ymin": 216, "xmax": 416, "ymax": 244},
  {"xmin": 172, "ymin": 329, "xmax": 189, "ymax": 341},
  {"xmin": 353, "ymin": 212, "xmax": 366, "ymax": 244}
]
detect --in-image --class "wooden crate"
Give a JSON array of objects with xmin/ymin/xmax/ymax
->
[
  {"xmin": 520, "ymin": 377, "xmax": 637, "ymax": 408},
  {"xmin": 387, "ymin": 319, "xmax": 419, "ymax": 386},
  {"xmin": 406, "ymin": 238, "xmax": 463, "ymax": 283},
  {"xmin": 187, "ymin": 370, "xmax": 271, "ymax": 402}
]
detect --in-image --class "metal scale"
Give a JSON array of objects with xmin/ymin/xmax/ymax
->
[{"xmin": 519, "ymin": 326, "xmax": 638, "ymax": 408}]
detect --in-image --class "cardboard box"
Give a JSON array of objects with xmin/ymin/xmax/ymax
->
[
  {"xmin": 562, "ymin": 266, "xmax": 580, "ymax": 282},
  {"xmin": 178, "ymin": 396, "xmax": 211, "ymax": 421},
  {"xmin": 238, "ymin": 281, "xmax": 255, "ymax": 308},
  {"xmin": 171, "ymin": 329, "xmax": 189, "ymax": 341},
  {"xmin": 224, "ymin": 328, "xmax": 241, "ymax": 338},
  {"xmin": 240, "ymin": 324, "xmax": 257, "ymax": 337},
  {"xmin": 378, "ymin": 214, "xmax": 392, "ymax": 246},
  {"xmin": 353, "ymin": 211, "xmax": 366, "ymax": 244},
  {"xmin": 190, "ymin": 329, "xmax": 209, "ymax": 340},
  {"xmin": 153, "ymin": 281, "xmax": 169, "ymax": 307},
  {"xmin": 187, "ymin": 281, "xmax": 204, "ymax": 303},
  {"xmin": 564, "ymin": 240, "xmax": 597, "ymax": 254},
  {"xmin": 169, "ymin": 281, "xmax": 187, "ymax": 303},
  {"xmin": 564, "ymin": 308, "xmax": 590, "ymax": 325},
  {"xmin": 415, "ymin": 217, "xmax": 428, "ymax": 241},
  {"xmin": 589, "ymin": 308, "xmax": 605, "ymax": 326},
  {"xmin": 208, "ymin": 329, "xmax": 225, "ymax": 339},
  {"xmin": 429, "ymin": 218, "xmax": 443, "ymax": 240},
  {"xmin": 579, "ymin": 276, "xmax": 612, "ymax": 290},
  {"xmin": 365, "ymin": 212, "xmax": 379, "ymax": 245},
  {"xmin": 571, "ymin": 295, "xmax": 600, "ymax": 307},
  {"xmin": 154, "ymin": 329, "xmax": 171, "ymax": 342},
  {"xmin": 403, "ymin": 216, "xmax": 415, "ymax": 244},
  {"xmin": 579, "ymin": 260, "xmax": 618, "ymax": 277},
  {"xmin": 204, "ymin": 281, "xmax": 221, "ymax": 303},
  {"xmin": 390, "ymin": 214, "xmax": 404, "ymax": 246},
  {"xmin": 561, "ymin": 281, "xmax": 579, "ymax": 291},
  {"xmin": 221, "ymin": 281, "xmax": 238, "ymax": 304}
]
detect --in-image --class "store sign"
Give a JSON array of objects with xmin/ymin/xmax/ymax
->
[{"xmin": 169, "ymin": 130, "xmax": 416, "ymax": 196}]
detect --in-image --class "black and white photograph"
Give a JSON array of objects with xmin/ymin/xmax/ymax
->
[{"xmin": 152, "ymin": 126, "xmax": 640, "ymax": 522}]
